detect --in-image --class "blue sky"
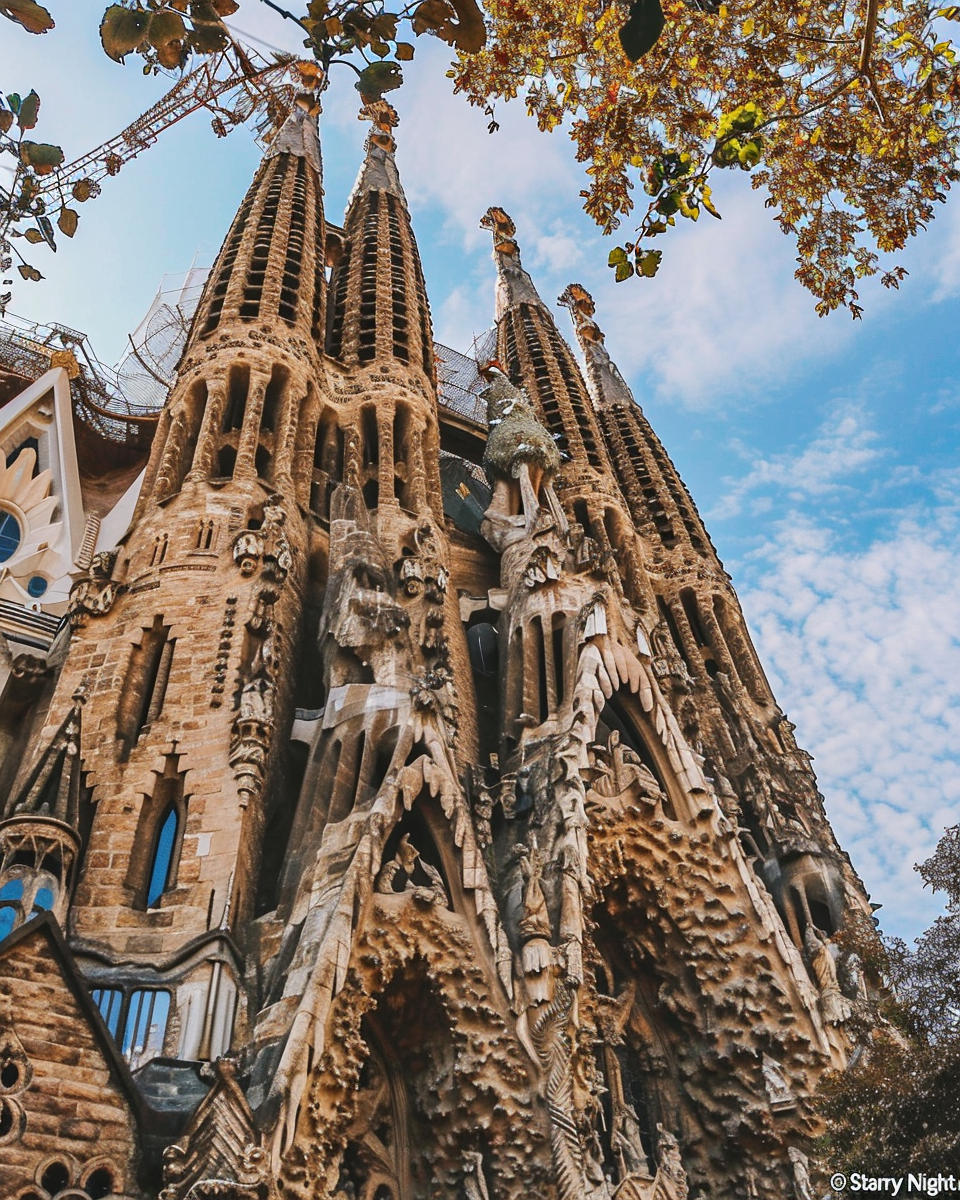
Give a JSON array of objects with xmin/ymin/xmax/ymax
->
[{"xmin": 3, "ymin": 3, "xmax": 959, "ymax": 942}]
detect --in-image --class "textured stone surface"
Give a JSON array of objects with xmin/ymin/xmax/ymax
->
[{"xmin": 0, "ymin": 104, "xmax": 876, "ymax": 1200}]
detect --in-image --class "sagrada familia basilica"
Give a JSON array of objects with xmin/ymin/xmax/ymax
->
[{"xmin": 0, "ymin": 89, "xmax": 874, "ymax": 1200}]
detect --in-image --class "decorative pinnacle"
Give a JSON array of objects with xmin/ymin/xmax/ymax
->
[
  {"xmin": 359, "ymin": 98, "xmax": 399, "ymax": 153},
  {"xmin": 480, "ymin": 207, "xmax": 545, "ymax": 315},
  {"xmin": 558, "ymin": 283, "xmax": 636, "ymax": 410},
  {"xmin": 557, "ymin": 283, "xmax": 604, "ymax": 343},
  {"xmin": 265, "ymin": 88, "xmax": 322, "ymax": 176},
  {"xmin": 347, "ymin": 99, "xmax": 405, "ymax": 203}
]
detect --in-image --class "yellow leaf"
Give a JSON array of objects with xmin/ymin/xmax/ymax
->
[{"xmin": 742, "ymin": 16, "xmax": 754, "ymax": 35}]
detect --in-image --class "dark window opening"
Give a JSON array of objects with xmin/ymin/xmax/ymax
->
[
  {"xmin": 552, "ymin": 615, "xmax": 566, "ymax": 706},
  {"xmin": 261, "ymin": 364, "xmax": 287, "ymax": 434},
  {"xmin": 222, "ymin": 364, "xmax": 250, "ymax": 433},
  {"xmin": 217, "ymin": 444, "xmax": 237, "ymax": 480},
  {"xmin": 533, "ymin": 616, "xmax": 549, "ymax": 724},
  {"xmin": 467, "ymin": 622, "xmax": 499, "ymax": 676},
  {"xmin": 117, "ymin": 618, "xmax": 174, "ymax": 759},
  {"xmin": 680, "ymin": 588, "xmax": 710, "ymax": 648},
  {"xmin": 255, "ymin": 740, "xmax": 308, "ymax": 917},
  {"xmin": 656, "ymin": 597, "xmax": 690, "ymax": 669},
  {"xmin": 41, "ymin": 1163, "xmax": 70, "ymax": 1195},
  {"xmin": 85, "ymin": 1168, "xmax": 115, "ymax": 1200}
]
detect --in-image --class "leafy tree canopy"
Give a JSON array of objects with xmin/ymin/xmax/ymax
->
[
  {"xmin": 3, "ymin": 0, "xmax": 960, "ymax": 317},
  {"xmin": 817, "ymin": 825, "xmax": 960, "ymax": 1175}
]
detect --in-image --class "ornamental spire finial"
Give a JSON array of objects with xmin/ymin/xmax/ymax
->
[
  {"xmin": 480, "ymin": 207, "xmax": 545, "ymax": 316},
  {"xmin": 558, "ymin": 282, "xmax": 637, "ymax": 410}
]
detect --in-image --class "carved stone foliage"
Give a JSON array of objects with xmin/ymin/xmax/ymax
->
[{"xmin": 280, "ymin": 904, "xmax": 549, "ymax": 1200}]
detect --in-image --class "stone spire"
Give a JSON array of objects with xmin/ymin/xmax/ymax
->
[
  {"xmin": 559, "ymin": 281, "xmax": 714, "ymax": 561},
  {"xmin": 326, "ymin": 101, "xmax": 434, "ymax": 379},
  {"xmin": 479, "ymin": 208, "xmax": 613, "ymax": 486},
  {"xmin": 191, "ymin": 89, "xmax": 326, "ymax": 348},
  {"xmin": 136, "ymin": 87, "xmax": 327, "ymax": 509}
]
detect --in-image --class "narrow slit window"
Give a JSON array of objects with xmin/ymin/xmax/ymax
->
[{"xmin": 147, "ymin": 806, "xmax": 179, "ymax": 907}]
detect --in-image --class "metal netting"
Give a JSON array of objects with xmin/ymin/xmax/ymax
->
[{"xmin": 434, "ymin": 329, "xmax": 496, "ymax": 428}]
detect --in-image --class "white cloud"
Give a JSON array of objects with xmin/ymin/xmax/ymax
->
[
  {"xmin": 712, "ymin": 402, "xmax": 884, "ymax": 518},
  {"xmin": 737, "ymin": 506, "xmax": 960, "ymax": 942}
]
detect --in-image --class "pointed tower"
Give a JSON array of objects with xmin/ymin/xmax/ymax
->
[
  {"xmin": 0, "ymin": 89, "xmax": 881, "ymax": 1200},
  {"xmin": 561, "ymin": 282, "xmax": 868, "ymax": 962},
  {"xmin": 6, "ymin": 91, "xmax": 329, "ymax": 1091},
  {"xmin": 481, "ymin": 210, "xmax": 659, "ymax": 615}
]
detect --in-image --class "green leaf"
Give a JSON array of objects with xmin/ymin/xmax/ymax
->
[
  {"xmin": 638, "ymin": 249, "xmax": 662, "ymax": 277},
  {"xmin": 189, "ymin": 21, "xmax": 227, "ymax": 52},
  {"xmin": 614, "ymin": 260, "xmax": 634, "ymax": 282},
  {"xmin": 6, "ymin": 93, "xmax": 21, "ymax": 114},
  {"xmin": 57, "ymin": 207, "xmax": 78, "ymax": 237},
  {"xmin": 0, "ymin": 0, "xmax": 55, "ymax": 34},
  {"xmin": 19, "ymin": 140, "xmax": 64, "ymax": 175},
  {"xmin": 618, "ymin": 0, "xmax": 665, "ymax": 62},
  {"xmin": 608, "ymin": 246, "xmax": 629, "ymax": 265},
  {"xmin": 100, "ymin": 4, "xmax": 150, "ymax": 62},
  {"xmin": 16, "ymin": 88, "xmax": 39, "ymax": 130},
  {"xmin": 354, "ymin": 61, "xmax": 404, "ymax": 101}
]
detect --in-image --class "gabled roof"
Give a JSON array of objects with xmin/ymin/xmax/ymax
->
[{"xmin": 0, "ymin": 911, "xmax": 146, "ymax": 1127}]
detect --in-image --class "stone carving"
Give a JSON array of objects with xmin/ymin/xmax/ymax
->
[
  {"xmin": 375, "ymin": 835, "xmax": 449, "ymax": 907},
  {"xmin": 788, "ymin": 1147, "xmax": 816, "ymax": 1200},
  {"xmin": 655, "ymin": 1127, "xmax": 689, "ymax": 1200},
  {"xmin": 804, "ymin": 926, "xmax": 853, "ymax": 1025},
  {"xmin": 233, "ymin": 496, "xmax": 292, "ymax": 585},
  {"xmin": 68, "ymin": 549, "xmax": 119, "ymax": 622},
  {"xmin": 612, "ymin": 1102, "xmax": 652, "ymax": 1182},
  {"xmin": 589, "ymin": 731, "xmax": 662, "ymax": 804},
  {"xmin": 762, "ymin": 1054, "xmax": 796, "ymax": 1112},
  {"xmin": 462, "ymin": 1150, "xmax": 491, "ymax": 1200}
]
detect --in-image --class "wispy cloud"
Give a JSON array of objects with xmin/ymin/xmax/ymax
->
[
  {"xmin": 737, "ymin": 507, "xmax": 960, "ymax": 941},
  {"xmin": 713, "ymin": 402, "xmax": 884, "ymax": 518}
]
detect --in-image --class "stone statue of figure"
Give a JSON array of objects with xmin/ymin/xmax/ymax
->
[
  {"xmin": 788, "ymin": 1147, "xmax": 816, "ymax": 1200},
  {"xmin": 612, "ymin": 1102, "xmax": 652, "ymax": 1181},
  {"xmin": 374, "ymin": 835, "xmax": 448, "ymax": 906},
  {"xmin": 238, "ymin": 673, "xmax": 274, "ymax": 725},
  {"xmin": 516, "ymin": 843, "xmax": 552, "ymax": 944},
  {"xmin": 804, "ymin": 926, "xmax": 852, "ymax": 1025},
  {"xmin": 515, "ymin": 842, "xmax": 553, "ymax": 998},
  {"xmin": 655, "ymin": 1126, "xmax": 689, "ymax": 1200}
]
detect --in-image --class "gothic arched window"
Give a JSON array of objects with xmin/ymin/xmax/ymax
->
[{"xmin": 146, "ymin": 806, "xmax": 179, "ymax": 908}]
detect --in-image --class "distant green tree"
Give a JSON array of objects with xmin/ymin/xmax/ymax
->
[{"xmin": 817, "ymin": 826, "xmax": 960, "ymax": 1174}]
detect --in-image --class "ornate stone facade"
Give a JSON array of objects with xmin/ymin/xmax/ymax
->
[{"xmin": 0, "ymin": 95, "xmax": 876, "ymax": 1200}]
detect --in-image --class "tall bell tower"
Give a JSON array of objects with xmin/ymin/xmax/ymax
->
[{"xmin": 0, "ymin": 91, "xmax": 879, "ymax": 1200}]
